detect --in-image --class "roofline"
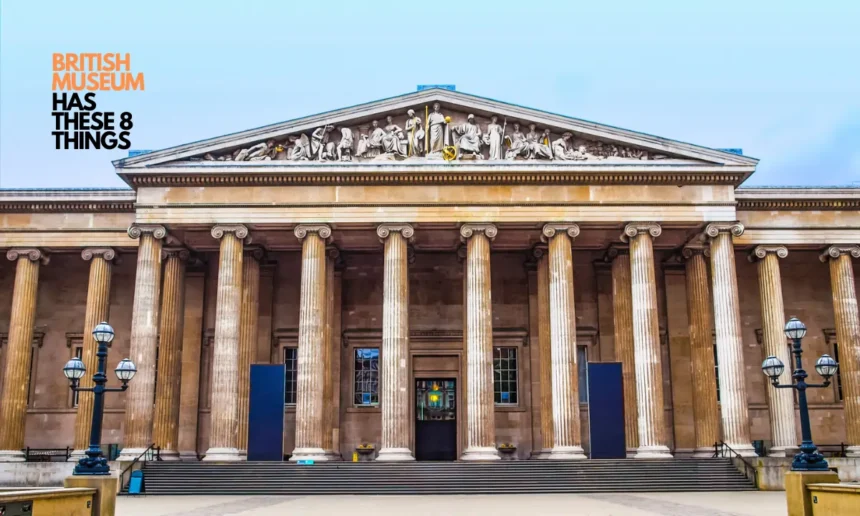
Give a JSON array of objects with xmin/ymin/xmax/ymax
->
[{"xmin": 114, "ymin": 88, "xmax": 758, "ymax": 168}]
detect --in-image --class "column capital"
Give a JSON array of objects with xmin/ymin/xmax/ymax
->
[
  {"xmin": 532, "ymin": 244, "xmax": 548, "ymax": 260},
  {"xmin": 128, "ymin": 224, "xmax": 168, "ymax": 240},
  {"xmin": 703, "ymin": 222, "xmax": 744, "ymax": 239},
  {"xmin": 621, "ymin": 222, "xmax": 662, "ymax": 243},
  {"xmin": 162, "ymin": 247, "xmax": 191, "ymax": 262},
  {"xmin": 294, "ymin": 224, "xmax": 331, "ymax": 241},
  {"xmin": 6, "ymin": 248, "xmax": 49, "ymax": 265},
  {"xmin": 244, "ymin": 245, "xmax": 266, "ymax": 263},
  {"xmin": 541, "ymin": 223, "xmax": 580, "ymax": 243},
  {"xmin": 211, "ymin": 224, "xmax": 249, "ymax": 240},
  {"xmin": 602, "ymin": 244, "xmax": 629, "ymax": 262},
  {"xmin": 819, "ymin": 244, "xmax": 860, "ymax": 262},
  {"xmin": 681, "ymin": 245, "xmax": 711, "ymax": 260},
  {"xmin": 457, "ymin": 245, "xmax": 468, "ymax": 263},
  {"xmin": 81, "ymin": 247, "xmax": 118, "ymax": 262},
  {"xmin": 377, "ymin": 223, "xmax": 415, "ymax": 242},
  {"xmin": 749, "ymin": 245, "xmax": 789, "ymax": 262},
  {"xmin": 460, "ymin": 223, "xmax": 497, "ymax": 242}
]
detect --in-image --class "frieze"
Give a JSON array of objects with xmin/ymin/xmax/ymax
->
[{"xmin": 180, "ymin": 104, "xmax": 671, "ymax": 165}]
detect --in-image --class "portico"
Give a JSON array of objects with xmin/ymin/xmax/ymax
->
[{"xmin": 0, "ymin": 89, "xmax": 858, "ymax": 469}]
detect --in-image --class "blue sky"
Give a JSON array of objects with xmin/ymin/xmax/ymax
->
[{"xmin": 1, "ymin": 0, "xmax": 858, "ymax": 188}]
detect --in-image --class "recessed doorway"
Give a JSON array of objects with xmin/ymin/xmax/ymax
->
[{"xmin": 414, "ymin": 379, "xmax": 457, "ymax": 461}]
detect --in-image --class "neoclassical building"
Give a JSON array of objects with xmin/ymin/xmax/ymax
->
[{"xmin": 0, "ymin": 89, "xmax": 857, "ymax": 466}]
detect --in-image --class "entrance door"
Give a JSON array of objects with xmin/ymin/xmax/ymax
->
[{"xmin": 415, "ymin": 379, "xmax": 457, "ymax": 461}]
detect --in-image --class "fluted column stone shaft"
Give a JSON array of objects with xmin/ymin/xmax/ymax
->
[
  {"xmin": 752, "ymin": 246, "xmax": 796, "ymax": 456},
  {"xmin": 459, "ymin": 224, "xmax": 501, "ymax": 461},
  {"xmin": 203, "ymin": 225, "xmax": 247, "ymax": 461},
  {"xmin": 322, "ymin": 247, "xmax": 339, "ymax": 458},
  {"xmin": 237, "ymin": 248, "xmax": 262, "ymax": 456},
  {"xmin": 542, "ymin": 224, "xmax": 586, "ymax": 460},
  {"xmin": 684, "ymin": 248, "xmax": 721, "ymax": 457},
  {"xmin": 623, "ymin": 223, "xmax": 672, "ymax": 458},
  {"xmin": 609, "ymin": 248, "xmax": 639, "ymax": 455},
  {"xmin": 821, "ymin": 245, "xmax": 860, "ymax": 457},
  {"xmin": 71, "ymin": 249, "xmax": 115, "ymax": 459},
  {"xmin": 0, "ymin": 249, "xmax": 46, "ymax": 461},
  {"xmin": 152, "ymin": 249, "xmax": 189, "ymax": 460},
  {"xmin": 291, "ymin": 224, "xmax": 331, "ymax": 462},
  {"xmin": 118, "ymin": 225, "xmax": 166, "ymax": 461},
  {"xmin": 705, "ymin": 223, "xmax": 756, "ymax": 457},
  {"xmin": 376, "ymin": 224, "xmax": 415, "ymax": 461},
  {"xmin": 535, "ymin": 246, "xmax": 554, "ymax": 458}
]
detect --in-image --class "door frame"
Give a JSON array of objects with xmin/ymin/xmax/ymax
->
[{"xmin": 410, "ymin": 349, "xmax": 463, "ymax": 460}]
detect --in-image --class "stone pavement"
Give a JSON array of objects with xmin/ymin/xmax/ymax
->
[{"xmin": 116, "ymin": 491, "xmax": 787, "ymax": 516}]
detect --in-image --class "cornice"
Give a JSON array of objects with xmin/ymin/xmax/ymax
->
[
  {"xmin": 0, "ymin": 189, "xmax": 135, "ymax": 213},
  {"xmin": 737, "ymin": 199, "xmax": 860, "ymax": 211}
]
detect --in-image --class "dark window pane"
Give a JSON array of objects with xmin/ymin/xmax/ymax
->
[
  {"xmin": 284, "ymin": 347, "xmax": 298, "ymax": 405},
  {"xmin": 354, "ymin": 347, "xmax": 380, "ymax": 406},
  {"xmin": 492, "ymin": 347, "xmax": 518, "ymax": 405}
]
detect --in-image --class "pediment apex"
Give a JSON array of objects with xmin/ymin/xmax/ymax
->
[{"xmin": 114, "ymin": 88, "xmax": 758, "ymax": 168}]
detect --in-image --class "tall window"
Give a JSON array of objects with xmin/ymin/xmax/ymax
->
[
  {"xmin": 834, "ymin": 343, "xmax": 843, "ymax": 401},
  {"xmin": 713, "ymin": 343, "xmax": 720, "ymax": 402},
  {"xmin": 578, "ymin": 346, "xmax": 589, "ymax": 403},
  {"xmin": 283, "ymin": 347, "xmax": 298, "ymax": 405},
  {"xmin": 72, "ymin": 345, "xmax": 83, "ymax": 407},
  {"xmin": 354, "ymin": 348, "xmax": 379, "ymax": 406},
  {"xmin": 493, "ymin": 347, "xmax": 518, "ymax": 405}
]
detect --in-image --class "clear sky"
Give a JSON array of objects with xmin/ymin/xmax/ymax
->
[{"xmin": 1, "ymin": 0, "xmax": 858, "ymax": 188}]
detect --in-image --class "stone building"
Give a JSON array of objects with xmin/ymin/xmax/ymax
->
[{"xmin": 0, "ymin": 89, "xmax": 857, "ymax": 467}]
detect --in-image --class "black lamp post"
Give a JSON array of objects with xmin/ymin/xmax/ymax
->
[
  {"xmin": 63, "ymin": 322, "xmax": 137, "ymax": 475},
  {"xmin": 761, "ymin": 317, "xmax": 838, "ymax": 472}
]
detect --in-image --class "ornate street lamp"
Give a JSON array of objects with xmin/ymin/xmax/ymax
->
[
  {"xmin": 63, "ymin": 322, "xmax": 136, "ymax": 475},
  {"xmin": 761, "ymin": 317, "xmax": 838, "ymax": 471}
]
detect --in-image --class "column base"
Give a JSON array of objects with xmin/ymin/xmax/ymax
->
[
  {"xmin": 634, "ymin": 445, "xmax": 673, "ymax": 459},
  {"xmin": 626, "ymin": 447, "xmax": 638, "ymax": 459},
  {"xmin": 533, "ymin": 448, "xmax": 553, "ymax": 460},
  {"xmin": 548, "ymin": 446, "xmax": 587, "ymax": 460},
  {"xmin": 68, "ymin": 448, "xmax": 87, "ymax": 462},
  {"xmin": 289, "ymin": 447, "xmax": 329, "ymax": 462},
  {"xmin": 846, "ymin": 445, "xmax": 860, "ymax": 458},
  {"xmin": 324, "ymin": 450, "xmax": 342, "ymax": 461},
  {"xmin": 202, "ymin": 447, "xmax": 243, "ymax": 461},
  {"xmin": 460, "ymin": 446, "xmax": 501, "ymax": 461},
  {"xmin": 158, "ymin": 449, "xmax": 181, "ymax": 461},
  {"xmin": 725, "ymin": 442, "xmax": 758, "ymax": 458},
  {"xmin": 116, "ymin": 447, "xmax": 148, "ymax": 462},
  {"xmin": 376, "ymin": 448, "xmax": 415, "ymax": 462},
  {"xmin": 692, "ymin": 446, "xmax": 716, "ymax": 458},
  {"xmin": 179, "ymin": 451, "xmax": 200, "ymax": 461},
  {"xmin": 767, "ymin": 445, "xmax": 791, "ymax": 458},
  {"xmin": 0, "ymin": 450, "xmax": 25, "ymax": 462}
]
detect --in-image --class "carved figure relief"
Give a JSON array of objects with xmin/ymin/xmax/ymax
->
[{"xmin": 190, "ymin": 104, "xmax": 673, "ymax": 164}]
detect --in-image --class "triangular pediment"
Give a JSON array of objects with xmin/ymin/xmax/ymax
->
[{"xmin": 114, "ymin": 89, "xmax": 757, "ymax": 168}]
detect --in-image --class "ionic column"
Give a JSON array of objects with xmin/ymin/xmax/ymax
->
[
  {"xmin": 460, "ymin": 223, "xmax": 501, "ymax": 461},
  {"xmin": 290, "ymin": 224, "xmax": 331, "ymax": 462},
  {"xmin": 71, "ymin": 248, "xmax": 117, "ymax": 460},
  {"xmin": 237, "ymin": 247, "xmax": 263, "ymax": 458},
  {"xmin": 177, "ymin": 270, "xmax": 206, "ymax": 460},
  {"xmin": 203, "ymin": 225, "xmax": 248, "ymax": 461},
  {"xmin": 542, "ymin": 224, "xmax": 586, "ymax": 460},
  {"xmin": 622, "ymin": 223, "xmax": 672, "ymax": 459},
  {"xmin": 820, "ymin": 245, "xmax": 860, "ymax": 457},
  {"xmin": 152, "ymin": 248, "xmax": 189, "ymax": 460},
  {"xmin": 0, "ymin": 249, "xmax": 47, "ymax": 462},
  {"xmin": 376, "ymin": 224, "xmax": 416, "ymax": 461},
  {"xmin": 118, "ymin": 225, "xmax": 167, "ymax": 461},
  {"xmin": 704, "ymin": 222, "xmax": 756, "ymax": 456},
  {"xmin": 683, "ymin": 246, "xmax": 720, "ymax": 458},
  {"xmin": 607, "ymin": 246, "xmax": 639, "ymax": 456},
  {"xmin": 534, "ymin": 245, "xmax": 554, "ymax": 459},
  {"xmin": 751, "ymin": 245, "xmax": 796, "ymax": 457}
]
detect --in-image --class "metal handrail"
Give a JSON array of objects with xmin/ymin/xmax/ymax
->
[
  {"xmin": 815, "ymin": 443, "xmax": 847, "ymax": 458},
  {"xmin": 713, "ymin": 441, "xmax": 758, "ymax": 488},
  {"xmin": 119, "ymin": 444, "xmax": 161, "ymax": 491}
]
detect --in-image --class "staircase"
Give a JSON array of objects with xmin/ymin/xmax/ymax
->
[{"xmin": 133, "ymin": 458, "xmax": 755, "ymax": 495}]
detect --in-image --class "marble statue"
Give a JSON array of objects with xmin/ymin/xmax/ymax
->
[
  {"xmin": 426, "ymin": 103, "xmax": 448, "ymax": 154},
  {"xmin": 311, "ymin": 125, "xmax": 336, "ymax": 161},
  {"xmin": 552, "ymin": 132, "xmax": 585, "ymax": 161},
  {"xmin": 504, "ymin": 123, "xmax": 528, "ymax": 160},
  {"xmin": 383, "ymin": 115, "xmax": 408, "ymax": 158},
  {"xmin": 337, "ymin": 127, "xmax": 354, "ymax": 162},
  {"xmin": 525, "ymin": 124, "xmax": 553, "ymax": 160},
  {"xmin": 405, "ymin": 109, "xmax": 424, "ymax": 157},
  {"xmin": 483, "ymin": 115, "xmax": 504, "ymax": 160},
  {"xmin": 571, "ymin": 144, "xmax": 597, "ymax": 160},
  {"xmin": 452, "ymin": 114, "xmax": 484, "ymax": 159},
  {"xmin": 288, "ymin": 134, "xmax": 311, "ymax": 161}
]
